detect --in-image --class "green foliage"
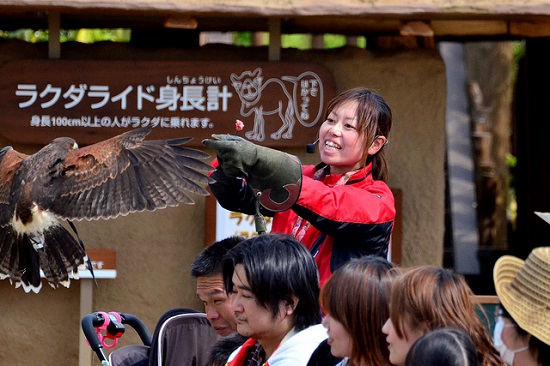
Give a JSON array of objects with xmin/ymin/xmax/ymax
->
[
  {"xmin": 513, "ymin": 40, "xmax": 526, "ymax": 63},
  {"xmin": 0, "ymin": 28, "xmax": 130, "ymax": 43},
  {"xmin": 1, "ymin": 28, "xmax": 368, "ymax": 49},
  {"xmin": 0, "ymin": 29, "xmax": 49, "ymax": 42},
  {"xmin": 506, "ymin": 152, "xmax": 518, "ymax": 228},
  {"xmin": 282, "ymin": 33, "xmax": 366, "ymax": 49},
  {"xmin": 511, "ymin": 40, "xmax": 525, "ymax": 85},
  {"xmin": 230, "ymin": 31, "xmax": 366, "ymax": 49},
  {"xmin": 324, "ymin": 34, "xmax": 346, "ymax": 49},
  {"xmin": 75, "ymin": 29, "xmax": 131, "ymax": 43},
  {"xmin": 232, "ymin": 32, "xmax": 254, "ymax": 47},
  {"xmin": 282, "ymin": 34, "xmax": 312, "ymax": 49},
  {"xmin": 506, "ymin": 153, "xmax": 517, "ymax": 168}
]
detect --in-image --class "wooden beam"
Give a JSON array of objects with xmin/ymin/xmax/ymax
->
[
  {"xmin": 472, "ymin": 295, "xmax": 499, "ymax": 304},
  {"xmin": 432, "ymin": 20, "xmax": 508, "ymax": 36},
  {"xmin": 510, "ymin": 20, "xmax": 550, "ymax": 37}
]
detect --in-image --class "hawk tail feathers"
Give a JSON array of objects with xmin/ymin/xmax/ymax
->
[
  {"xmin": 39, "ymin": 225, "xmax": 89, "ymax": 290},
  {"xmin": 0, "ymin": 225, "xmax": 88, "ymax": 293},
  {"xmin": 0, "ymin": 228, "xmax": 43, "ymax": 293}
]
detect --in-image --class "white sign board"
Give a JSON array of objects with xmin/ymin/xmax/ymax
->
[{"xmin": 215, "ymin": 202, "xmax": 273, "ymax": 241}]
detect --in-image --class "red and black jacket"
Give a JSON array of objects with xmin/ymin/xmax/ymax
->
[{"xmin": 209, "ymin": 162, "xmax": 395, "ymax": 286}]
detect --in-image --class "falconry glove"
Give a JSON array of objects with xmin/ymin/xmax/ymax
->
[{"xmin": 202, "ymin": 134, "xmax": 302, "ymax": 212}]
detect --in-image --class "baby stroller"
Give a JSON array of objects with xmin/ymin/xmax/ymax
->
[{"xmin": 82, "ymin": 308, "xmax": 220, "ymax": 366}]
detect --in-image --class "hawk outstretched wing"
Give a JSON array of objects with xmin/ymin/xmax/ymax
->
[{"xmin": 0, "ymin": 127, "xmax": 214, "ymax": 293}]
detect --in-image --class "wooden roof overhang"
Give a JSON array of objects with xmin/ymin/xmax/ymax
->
[{"xmin": 2, "ymin": 0, "xmax": 550, "ymax": 38}]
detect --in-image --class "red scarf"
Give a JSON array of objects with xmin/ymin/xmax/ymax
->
[{"xmin": 226, "ymin": 338, "xmax": 269, "ymax": 366}]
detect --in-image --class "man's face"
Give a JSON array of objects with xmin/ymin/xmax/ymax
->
[
  {"xmin": 196, "ymin": 274, "xmax": 237, "ymax": 336},
  {"xmin": 231, "ymin": 264, "xmax": 291, "ymax": 342}
]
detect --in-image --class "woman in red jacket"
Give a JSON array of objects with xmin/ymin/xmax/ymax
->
[{"xmin": 204, "ymin": 87, "xmax": 395, "ymax": 286}]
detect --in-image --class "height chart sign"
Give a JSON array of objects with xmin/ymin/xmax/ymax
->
[{"xmin": 0, "ymin": 60, "xmax": 336, "ymax": 147}]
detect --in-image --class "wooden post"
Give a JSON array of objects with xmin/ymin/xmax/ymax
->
[
  {"xmin": 78, "ymin": 249, "xmax": 117, "ymax": 366},
  {"xmin": 48, "ymin": 12, "xmax": 61, "ymax": 59},
  {"xmin": 79, "ymin": 280, "xmax": 94, "ymax": 366},
  {"xmin": 390, "ymin": 189, "xmax": 403, "ymax": 266},
  {"xmin": 268, "ymin": 18, "xmax": 281, "ymax": 62}
]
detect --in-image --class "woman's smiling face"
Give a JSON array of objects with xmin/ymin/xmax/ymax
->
[{"xmin": 318, "ymin": 100, "xmax": 366, "ymax": 175}]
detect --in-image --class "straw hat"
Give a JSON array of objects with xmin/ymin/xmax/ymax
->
[{"xmin": 493, "ymin": 247, "xmax": 550, "ymax": 346}]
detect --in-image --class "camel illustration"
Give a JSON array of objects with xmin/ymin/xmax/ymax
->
[{"xmin": 231, "ymin": 68, "xmax": 297, "ymax": 141}]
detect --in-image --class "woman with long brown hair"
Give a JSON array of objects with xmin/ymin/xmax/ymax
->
[
  {"xmin": 382, "ymin": 266, "xmax": 505, "ymax": 366},
  {"xmin": 320, "ymin": 256, "xmax": 400, "ymax": 366},
  {"xmin": 205, "ymin": 87, "xmax": 395, "ymax": 287}
]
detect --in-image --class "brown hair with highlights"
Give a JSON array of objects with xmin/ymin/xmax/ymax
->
[
  {"xmin": 320, "ymin": 256, "xmax": 400, "ymax": 366},
  {"xmin": 388, "ymin": 266, "xmax": 505, "ymax": 366}
]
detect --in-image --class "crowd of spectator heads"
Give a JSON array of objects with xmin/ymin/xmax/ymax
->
[
  {"xmin": 194, "ymin": 234, "xmax": 549, "ymax": 366},
  {"xmin": 315, "ymin": 246, "xmax": 550, "ymax": 366}
]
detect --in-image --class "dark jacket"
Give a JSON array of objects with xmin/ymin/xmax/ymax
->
[{"xmin": 209, "ymin": 162, "xmax": 395, "ymax": 286}]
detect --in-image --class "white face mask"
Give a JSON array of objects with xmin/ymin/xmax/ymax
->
[{"xmin": 493, "ymin": 316, "xmax": 529, "ymax": 365}]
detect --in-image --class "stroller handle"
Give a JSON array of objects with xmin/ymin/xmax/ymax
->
[
  {"xmin": 81, "ymin": 312, "xmax": 153, "ymax": 363},
  {"xmin": 119, "ymin": 313, "xmax": 153, "ymax": 346},
  {"xmin": 81, "ymin": 313, "xmax": 109, "ymax": 362}
]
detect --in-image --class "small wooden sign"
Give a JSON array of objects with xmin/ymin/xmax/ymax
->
[
  {"xmin": 0, "ymin": 60, "xmax": 336, "ymax": 147},
  {"xmin": 38, "ymin": 248, "xmax": 117, "ymax": 279},
  {"xmin": 79, "ymin": 249, "xmax": 117, "ymax": 279}
]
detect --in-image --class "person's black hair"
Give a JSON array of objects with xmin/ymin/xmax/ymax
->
[
  {"xmin": 499, "ymin": 304, "xmax": 550, "ymax": 366},
  {"xmin": 405, "ymin": 328, "xmax": 479, "ymax": 366},
  {"xmin": 208, "ymin": 333, "xmax": 248, "ymax": 366},
  {"xmin": 222, "ymin": 233, "xmax": 322, "ymax": 331},
  {"xmin": 190, "ymin": 235, "xmax": 245, "ymax": 277}
]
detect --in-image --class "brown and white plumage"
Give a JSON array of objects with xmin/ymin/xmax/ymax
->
[{"xmin": 0, "ymin": 127, "xmax": 213, "ymax": 293}]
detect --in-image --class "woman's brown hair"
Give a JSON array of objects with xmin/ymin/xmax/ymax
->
[
  {"xmin": 320, "ymin": 256, "xmax": 400, "ymax": 366},
  {"xmin": 388, "ymin": 266, "xmax": 505, "ymax": 366},
  {"xmin": 324, "ymin": 87, "xmax": 392, "ymax": 182}
]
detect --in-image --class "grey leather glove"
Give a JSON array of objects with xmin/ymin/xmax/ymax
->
[{"xmin": 202, "ymin": 134, "xmax": 302, "ymax": 211}]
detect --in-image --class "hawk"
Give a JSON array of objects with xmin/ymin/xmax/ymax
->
[{"xmin": 0, "ymin": 127, "xmax": 214, "ymax": 293}]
